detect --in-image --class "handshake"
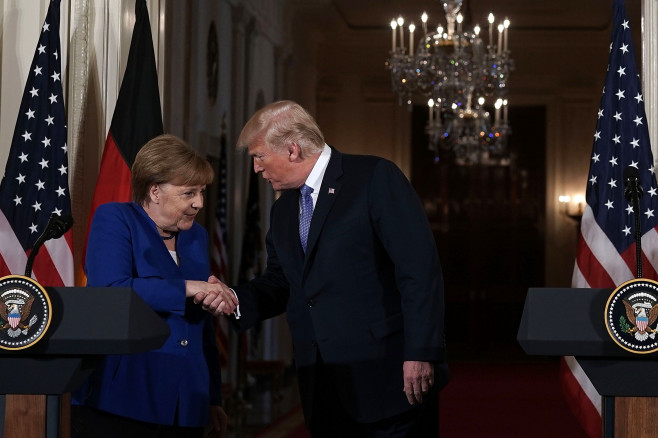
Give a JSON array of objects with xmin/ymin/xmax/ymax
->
[{"xmin": 185, "ymin": 275, "xmax": 239, "ymax": 317}]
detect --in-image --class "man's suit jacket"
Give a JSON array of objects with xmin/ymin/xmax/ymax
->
[
  {"xmin": 234, "ymin": 148, "xmax": 447, "ymax": 424},
  {"xmin": 73, "ymin": 202, "xmax": 222, "ymax": 427}
]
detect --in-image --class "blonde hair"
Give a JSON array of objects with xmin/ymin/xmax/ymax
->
[
  {"xmin": 132, "ymin": 134, "xmax": 214, "ymax": 205},
  {"xmin": 237, "ymin": 100, "xmax": 325, "ymax": 155}
]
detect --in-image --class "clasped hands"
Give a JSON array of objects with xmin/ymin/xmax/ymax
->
[{"xmin": 185, "ymin": 275, "xmax": 238, "ymax": 316}]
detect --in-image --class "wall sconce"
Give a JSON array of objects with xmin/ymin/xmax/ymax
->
[{"xmin": 558, "ymin": 194, "xmax": 584, "ymax": 221}]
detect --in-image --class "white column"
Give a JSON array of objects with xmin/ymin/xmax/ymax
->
[
  {"xmin": 643, "ymin": 0, "xmax": 658, "ymax": 167},
  {"xmin": 67, "ymin": 0, "xmax": 91, "ymax": 281}
]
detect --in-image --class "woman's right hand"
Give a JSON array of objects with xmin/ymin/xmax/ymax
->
[{"xmin": 185, "ymin": 278, "xmax": 238, "ymax": 316}]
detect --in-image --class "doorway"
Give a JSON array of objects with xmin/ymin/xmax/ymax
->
[{"xmin": 411, "ymin": 105, "xmax": 547, "ymax": 350}]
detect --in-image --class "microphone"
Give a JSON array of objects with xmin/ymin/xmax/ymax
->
[
  {"xmin": 623, "ymin": 166, "xmax": 644, "ymax": 278},
  {"xmin": 623, "ymin": 165, "xmax": 643, "ymax": 202},
  {"xmin": 24, "ymin": 213, "xmax": 74, "ymax": 278},
  {"xmin": 43, "ymin": 213, "xmax": 74, "ymax": 240}
]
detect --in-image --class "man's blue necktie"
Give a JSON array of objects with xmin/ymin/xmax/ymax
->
[{"xmin": 299, "ymin": 184, "xmax": 314, "ymax": 253}]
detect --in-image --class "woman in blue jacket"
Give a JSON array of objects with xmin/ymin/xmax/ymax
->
[{"xmin": 72, "ymin": 134, "xmax": 237, "ymax": 438}]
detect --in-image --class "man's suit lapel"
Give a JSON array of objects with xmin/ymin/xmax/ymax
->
[{"xmin": 304, "ymin": 148, "xmax": 343, "ymax": 262}]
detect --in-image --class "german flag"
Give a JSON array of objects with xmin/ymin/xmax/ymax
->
[{"xmin": 83, "ymin": 0, "xmax": 163, "ymax": 271}]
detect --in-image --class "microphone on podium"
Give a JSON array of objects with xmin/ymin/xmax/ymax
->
[
  {"xmin": 623, "ymin": 165, "xmax": 643, "ymax": 278},
  {"xmin": 24, "ymin": 213, "xmax": 74, "ymax": 278},
  {"xmin": 623, "ymin": 165, "xmax": 643, "ymax": 203}
]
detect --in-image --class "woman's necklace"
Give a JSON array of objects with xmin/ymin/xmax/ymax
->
[{"xmin": 161, "ymin": 231, "xmax": 178, "ymax": 240}]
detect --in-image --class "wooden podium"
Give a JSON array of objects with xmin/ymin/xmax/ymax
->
[
  {"xmin": 518, "ymin": 287, "xmax": 658, "ymax": 438},
  {"xmin": 0, "ymin": 286, "xmax": 169, "ymax": 438}
]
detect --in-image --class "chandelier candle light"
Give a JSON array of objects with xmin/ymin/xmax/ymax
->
[{"xmin": 385, "ymin": 0, "xmax": 514, "ymax": 165}]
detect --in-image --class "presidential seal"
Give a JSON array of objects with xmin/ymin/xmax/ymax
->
[
  {"xmin": 0, "ymin": 275, "xmax": 52, "ymax": 351},
  {"xmin": 605, "ymin": 278, "xmax": 658, "ymax": 354}
]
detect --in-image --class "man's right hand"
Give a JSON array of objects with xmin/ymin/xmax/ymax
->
[{"xmin": 185, "ymin": 278, "xmax": 239, "ymax": 316}]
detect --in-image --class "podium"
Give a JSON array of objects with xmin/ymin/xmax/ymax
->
[
  {"xmin": 0, "ymin": 286, "xmax": 169, "ymax": 438},
  {"xmin": 518, "ymin": 287, "xmax": 658, "ymax": 437}
]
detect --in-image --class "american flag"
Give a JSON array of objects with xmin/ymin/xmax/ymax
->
[
  {"xmin": 212, "ymin": 120, "xmax": 230, "ymax": 369},
  {"xmin": 0, "ymin": 0, "xmax": 73, "ymax": 287},
  {"xmin": 565, "ymin": 0, "xmax": 658, "ymax": 436},
  {"xmin": 211, "ymin": 122, "xmax": 229, "ymax": 282}
]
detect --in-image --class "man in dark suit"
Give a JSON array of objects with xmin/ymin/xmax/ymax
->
[{"xmin": 221, "ymin": 100, "xmax": 448, "ymax": 437}]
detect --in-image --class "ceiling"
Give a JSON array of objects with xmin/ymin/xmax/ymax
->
[
  {"xmin": 289, "ymin": 0, "xmax": 643, "ymax": 59},
  {"xmin": 287, "ymin": 0, "xmax": 646, "ymax": 106},
  {"xmin": 330, "ymin": 0, "xmax": 635, "ymax": 31}
]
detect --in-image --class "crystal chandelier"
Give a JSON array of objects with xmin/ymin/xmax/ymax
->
[{"xmin": 385, "ymin": 0, "xmax": 514, "ymax": 165}]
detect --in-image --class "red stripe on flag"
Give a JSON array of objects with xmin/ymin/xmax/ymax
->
[
  {"xmin": 28, "ymin": 231, "xmax": 73, "ymax": 287},
  {"xmin": 65, "ymin": 227, "xmax": 74, "ymax": 249},
  {"xmin": 30, "ymin": 246, "xmax": 64, "ymax": 287},
  {"xmin": 559, "ymin": 358, "xmax": 601, "ymax": 438},
  {"xmin": 641, "ymin": 251, "xmax": 658, "ymax": 280},
  {"xmin": 617, "ymin": 244, "xmax": 658, "ymax": 281},
  {"xmin": 574, "ymin": 236, "xmax": 615, "ymax": 288},
  {"xmin": 619, "ymin": 244, "xmax": 636, "ymax": 277},
  {"xmin": 0, "ymin": 255, "xmax": 10, "ymax": 278}
]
